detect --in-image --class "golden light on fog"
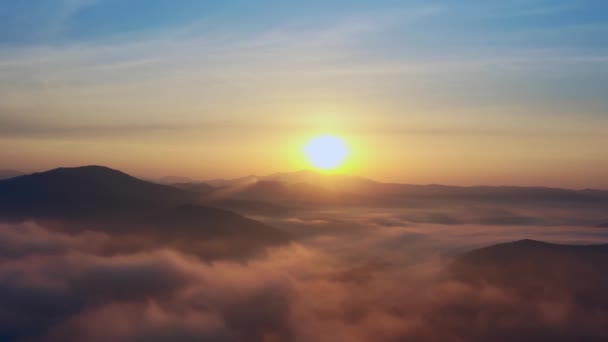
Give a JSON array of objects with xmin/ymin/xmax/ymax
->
[{"xmin": 304, "ymin": 135, "xmax": 349, "ymax": 170}]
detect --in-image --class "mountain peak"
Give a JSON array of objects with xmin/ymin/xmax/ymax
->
[
  {"xmin": 0, "ymin": 165, "xmax": 190, "ymax": 214},
  {"xmin": 43, "ymin": 165, "xmax": 128, "ymax": 177}
]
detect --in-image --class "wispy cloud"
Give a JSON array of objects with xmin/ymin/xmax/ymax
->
[
  {"xmin": 0, "ymin": 1, "xmax": 606, "ymax": 184},
  {"xmin": 1, "ymin": 5, "xmax": 605, "ymax": 124},
  {"xmin": 0, "ymin": 0, "xmax": 101, "ymax": 43}
]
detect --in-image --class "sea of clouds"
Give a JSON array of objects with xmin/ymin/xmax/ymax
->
[{"xmin": 2, "ymin": 204, "xmax": 608, "ymax": 341}]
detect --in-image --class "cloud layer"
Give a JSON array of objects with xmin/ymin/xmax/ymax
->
[{"xmin": 2, "ymin": 215, "xmax": 608, "ymax": 341}]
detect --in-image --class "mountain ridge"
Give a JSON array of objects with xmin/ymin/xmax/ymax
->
[
  {"xmin": 0, "ymin": 165, "xmax": 289, "ymax": 259},
  {"xmin": 451, "ymin": 239, "xmax": 608, "ymax": 290},
  {"xmin": 177, "ymin": 170, "xmax": 608, "ymax": 208},
  {"xmin": 0, "ymin": 165, "xmax": 192, "ymax": 214},
  {"xmin": 198, "ymin": 169, "xmax": 608, "ymax": 191}
]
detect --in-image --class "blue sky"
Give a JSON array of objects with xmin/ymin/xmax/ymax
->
[
  {"xmin": 0, "ymin": 0, "xmax": 607, "ymax": 186},
  {"xmin": 2, "ymin": 1, "xmax": 607, "ymax": 46}
]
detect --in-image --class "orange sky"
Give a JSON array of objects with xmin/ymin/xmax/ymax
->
[{"xmin": 1, "ymin": 2, "xmax": 607, "ymax": 188}]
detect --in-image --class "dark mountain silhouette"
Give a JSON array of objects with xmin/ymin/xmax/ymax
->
[
  {"xmin": 182, "ymin": 170, "xmax": 608, "ymax": 208},
  {"xmin": 153, "ymin": 175, "xmax": 195, "ymax": 184},
  {"xmin": 450, "ymin": 239, "xmax": 608, "ymax": 301},
  {"xmin": 263, "ymin": 170, "xmax": 377, "ymax": 189},
  {"xmin": 454, "ymin": 239, "xmax": 608, "ymax": 269},
  {"xmin": 0, "ymin": 166, "xmax": 288, "ymax": 258},
  {"xmin": 201, "ymin": 198, "xmax": 290, "ymax": 216},
  {"xmin": 0, "ymin": 166, "xmax": 192, "ymax": 216},
  {"xmin": 426, "ymin": 240, "xmax": 608, "ymax": 341},
  {"xmin": 183, "ymin": 171, "xmax": 383, "ymax": 208},
  {"xmin": 214, "ymin": 180, "xmax": 347, "ymax": 205},
  {"xmin": 399, "ymin": 184, "xmax": 608, "ymax": 203},
  {"xmin": 202, "ymin": 170, "xmax": 377, "ymax": 192},
  {"xmin": 172, "ymin": 183, "xmax": 289, "ymax": 215},
  {"xmin": 0, "ymin": 169, "xmax": 24, "ymax": 180}
]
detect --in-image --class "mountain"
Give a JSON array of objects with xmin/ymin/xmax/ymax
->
[
  {"xmin": 203, "ymin": 170, "xmax": 376, "ymax": 191},
  {"xmin": 0, "ymin": 169, "xmax": 24, "ymax": 180},
  {"xmin": 397, "ymin": 184, "xmax": 608, "ymax": 203},
  {"xmin": 172, "ymin": 180, "xmax": 290, "ymax": 215},
  {"xmin": 454, "ymin": 239, "xmax": 608, "ymax": 268},
  {"xmin": 153, "ymin": 175, "xmax": 195, "ymax": 184},
  {"xmin": 200, "ymin": 198, "xmax": 290, "ymax": 216},
  {"xmin": 436, "ymin": 240, "xmax": 608, "ymax": 341},
  {"xmin": 0, "ymin": 166, "xmax": 289, "ymax": 258},
  {"xmin": 0, "ymin": 166, "xmax": 192, "ymax": 216},
  {"xmin": 263, "ymin": 170, "xmax": 377, "ymax": 189},
  {"xmin": 187, "ymin": 171, "xmax": 382, "ymax": 208},
  {"xmin": 450, "ymin": 239, "xmax": 608, "ymax": 298},
  {"xmin": 180, "ymin": 170, "xmax": 370, "ymax": 213},
  {"xmin": 190, "ymin": 170, "xmax": 608, "ymax": 208}
]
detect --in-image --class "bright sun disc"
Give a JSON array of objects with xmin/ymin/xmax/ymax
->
[{"xmin": 304, "ymin": 135, "xmax": 349, "ymax": 170}]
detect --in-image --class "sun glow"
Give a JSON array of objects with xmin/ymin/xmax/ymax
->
[{"xmin": 304, "ymin": 135, "xmax": 349, "ymax": 170}]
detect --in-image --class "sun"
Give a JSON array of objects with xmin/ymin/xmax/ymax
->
[{"xmin": 304, "ymin": 135, "xmax": 349, "ymax": 170}]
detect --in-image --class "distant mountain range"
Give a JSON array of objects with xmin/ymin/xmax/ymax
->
[
  {"xmin": 2, "ymin": 165, "xmax": 608, "ymax": 293},
  {"xmin": 2, "ymin": 166, "xmax": 607, "ymax": 229},
  {"xmin": 152, "ymin": 175, "xmax": 196, "ymax": 184},
  {"xmin": 204, "ymin": 170, "xmax": 375, "ymax": 189},
  {"xmin": 176, "ymin": 170, "xmax": 608, "ymax": 209},
  {"xmin": 0, "ymin": 166, "xmax": 288, "ymax": 259}
]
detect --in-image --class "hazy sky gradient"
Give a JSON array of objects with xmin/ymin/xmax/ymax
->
[{"xmin": 1, "ymin": 0, "xmax": 607, "ymax": 187}]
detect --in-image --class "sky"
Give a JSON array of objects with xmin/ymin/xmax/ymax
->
[{"xmin": 0, "ymin": 0, "xmax": 607, "ymax": 188}]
